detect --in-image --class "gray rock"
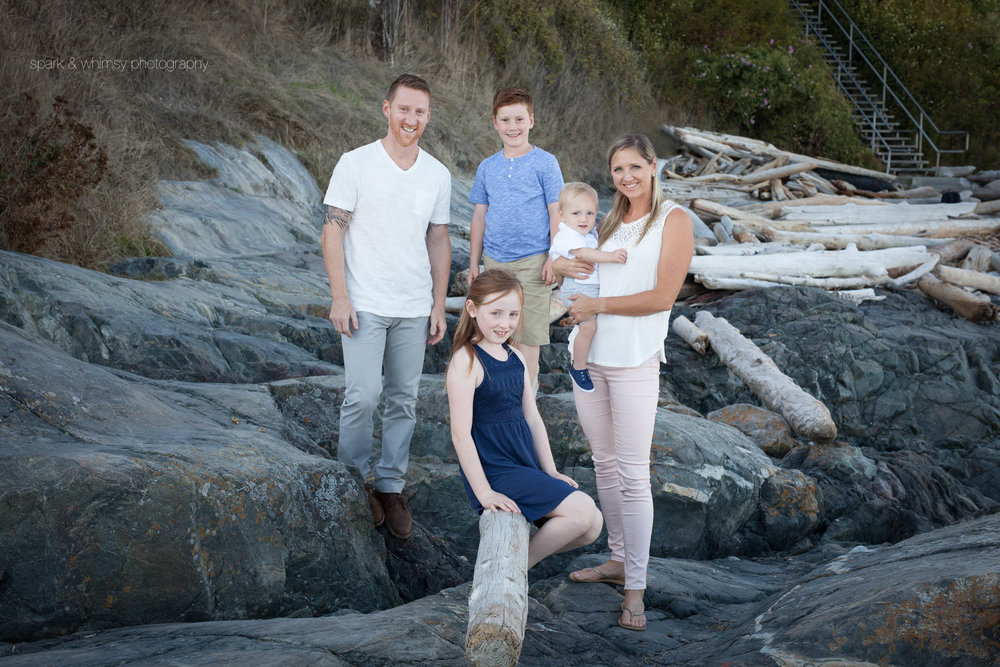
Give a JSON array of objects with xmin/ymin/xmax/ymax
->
[
  {"xmin": 0, "ymin": 323, "xmax": 394, "ymax": 642},
  {"xmin": 649, "ymin": 410, "xmax": 774, "ymax": 558},
  {"xmin": 13, "ymin": 512, "xmax": 994, "ymax": 665}
]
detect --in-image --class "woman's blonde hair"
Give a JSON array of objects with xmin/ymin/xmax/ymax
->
[
  {"xmin": 450, "ymin": 269, "xmax": 524, "ymax": 374},
  {"xmin": 597, "ymin": 134, "xmax": 664, "ymax": 248}
]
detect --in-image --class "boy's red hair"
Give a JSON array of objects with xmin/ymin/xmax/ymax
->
[{"xmin": 492, "ymin": 87, "xmax": 533, "ymax": 118}]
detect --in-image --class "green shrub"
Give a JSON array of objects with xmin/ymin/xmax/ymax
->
[
  {"xmin": 691, "ymin": 40, "xmax": 878, "ymax": 165},
  {"xmin": 837, "ymin": 0, "xmax": 1000, "ymax": 166}
]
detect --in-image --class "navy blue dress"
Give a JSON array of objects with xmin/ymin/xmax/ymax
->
[{"xmin": 458, "ymin": 343, "xmax": 576, "ymax": 522}]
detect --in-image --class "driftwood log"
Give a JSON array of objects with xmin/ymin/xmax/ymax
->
[
  {"xmin": 689, "ymin": 246, "xmax": 933, "ymax": 282},
  {"xmin": 693, "ymin": 311, "xmax": 838, "ymax": 441},
  {"xmin": 466, "ymin": 511, "xmax": 530, "ymax": 667},
  {"xmin": 765, "ymin": 229, "xmax": 951, "ymax": 251},
  {"xmin": 917, "ymin": 275, "xmax": 1000, "ymax": 323},
  {"xmin": 961, "ymin": 245, "xmax": 994, "ymax": 273},
  {"xmin": 672, "ymin": 315, "xmax": 708, "ymax": 354},
  {"xmin": 933, "ymin": 264, "xmax": 1000, "ymax": 296}
]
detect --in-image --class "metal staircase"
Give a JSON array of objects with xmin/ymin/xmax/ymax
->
[{"xmin": 790, "ymin": 0, "xmax": 968, "ymax": 174}]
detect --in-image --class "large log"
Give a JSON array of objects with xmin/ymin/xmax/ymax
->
[
  {"xmin": 466, "ymin": 511, "xmax": 530, "ymax": 667},
  {"xmin": 779, "ymin": 202, "xmax": 979, "ymax": 223},
  {"xmin": 740, "ymin": 271, "xmax": 888, "ymax": 289},
  {"xmin": 664, "ymin": 125, "xmax": 896, "ymax": 181},
  {"xmin": 691, "ymin": 199, "xmax": 807, "ymax": 233},
  {"xmin": 739, "ymin": 162, "xmax": 818, "ymax": 186},
  {"xmin": 693, "ymin": 311, "xmax": 837, "ymax": 441},
  {"xmin": 934, "ymin": 264, "xmax": 1000, "ymax": 296},
  {"xmin": 689, "ymin": 246, "xmax": 932, "ymax": 280},
  {"xmin": 975, "ymin": 200, "xmax": 1000, "ymax": 215},
  {"xmin": 815, "ymin": 219, "xmax": 1000, "ymax": 237},
  {"xmin": 917, "ymin": 275, "xmax": 1000, "ymax": 323},
  {"xmin": 765, "ymin": 229, "xmax": 952, "ymax": 251}
]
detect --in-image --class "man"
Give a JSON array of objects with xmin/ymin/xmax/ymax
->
[{"xmin": 321, "ymin": 73, "xmax": 452, "ymax": 539}]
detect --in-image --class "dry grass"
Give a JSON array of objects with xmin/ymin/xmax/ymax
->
[{"xmin": 0, "ymin": 0, "xmax": 663, "ymax": 268}]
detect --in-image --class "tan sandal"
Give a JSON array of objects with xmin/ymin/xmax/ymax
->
[
  {"xmin": 618, "ymin": 603, "xmax": 646, "ymax": 631},
  {"xmin": 568, "ymin": 566, "xmax": 625, "ymax": 586}
]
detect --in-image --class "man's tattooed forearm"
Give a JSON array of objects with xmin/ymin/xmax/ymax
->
[{"xmin": 325, "ymin": 205, "xmax": 352, "ymax": 230}]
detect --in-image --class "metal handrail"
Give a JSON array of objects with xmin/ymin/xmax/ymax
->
[
  {"xmin": 795, "ymin": 0, "xmax": 968, "ymax": 173},
  {"xmin": 791, "ymin": 0, "xmax": 896, "ymax": 172}
]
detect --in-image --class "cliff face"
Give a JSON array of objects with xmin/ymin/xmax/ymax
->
[{"xmin": 1, "ymin": 138, "xmax": 998, "ymax": 664}]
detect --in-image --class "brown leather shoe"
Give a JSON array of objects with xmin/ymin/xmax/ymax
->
[
  {"xmin": 365, "ymin": 484, "xmax": 385, "ymax": 527},
  {"xmin": 374, "ymin": 490, "xmax": 412, "ymax": 539}
]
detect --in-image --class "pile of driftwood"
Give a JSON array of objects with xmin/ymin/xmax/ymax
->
[{"xmin": 661, "ymin": 126, "xmax": 1000, "ymax": 324}]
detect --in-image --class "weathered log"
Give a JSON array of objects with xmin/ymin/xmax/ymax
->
[
  {"xmin": 780, "ymin": 202, "xmax": 979, "ymax": 224},
  {"xmin": 663, "ymin": 125, "xmax": 896, "ymax": 181},
  {"xmin": 765, "ymin": 228, "xmax": 951, "ymax": 251},
  {"xmin": 917, "ymin": 275, "xmax": 1000, "ymax": 323},
  {"xmin": 695, "ymin": 275, "xmax": 783, "ymax": 290},
  {"xmin": 466, "ymin": 511, "xmax": 530, "ymax": 667},
  {"xmin": 929, "ymin": 239, "xmax": 975, "ymax": 263},
  {"xmin": 815, "ymin": 219, "xmax": 1000, "ymax": 237},
  {"xmin": 961, "ymin": 245, "xmax": 994, "ymax": 272},
  {"xmin": 711, "ymin": 222, "xmax": 733, "ymax": 244},
  {"xmin": 975, "ymin": 199, "xmax": 1000, "ymax": 215},
  {"xmin": 691, "ymin": 199, "xmax": 807, "ymax": 233},
  {"xmin": 740, "ymin": 271, "xmax": 888, "ymax": 289},
  {"xmin": 835, "ymin": 288, "xmax": 885, "ymax": 304},
  {"xmin": 738, "ymin": 162, "xmax": 818, "ymax": 186},
  {"xmin": 891, "ymin": 256, "xmax": 939, "ymax": 288},
  {"xmin": 934, "ymin": 264, "xmax": 1000, "ymax": 296},
  {"xmin": 693, "ymin": 311, "xmax": 837, "ymax": 440},
  {"xmin": 672, "ymin": 314, "xmax": 708, "ymax": 354},
  {"xmin": 695, "ymin": 241, "xmax": 796, "ymax": 256},
  {"xmin": 732, "ymin": 224, "xmax": 760, "ymax": 244},
  {"xmin": 689, "ymin": 246, "xmax": 932, "ymax": 281}
]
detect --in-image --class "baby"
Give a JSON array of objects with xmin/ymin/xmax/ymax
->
[{"xmin": 549, "ymin": 182, "xmax": 626, "ymax": 392}]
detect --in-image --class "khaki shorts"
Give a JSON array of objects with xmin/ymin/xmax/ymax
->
[{"xmin": 484, "ymin": 253, "xmax": 551, "ymax": 346}]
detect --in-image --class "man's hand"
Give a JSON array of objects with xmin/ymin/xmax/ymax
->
[
  {"xmin": 329, "ymin": 299, "xmax": 358, "ymax": 338},
  {"xmin": 428, "ymin": 302, "xmax": 447, "ymax": 344},
  {"xmin": 541, "ymin": 257, "xmax": 556, "ymax": 285}
]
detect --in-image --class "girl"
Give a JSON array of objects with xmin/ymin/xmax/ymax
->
[{"xmin": 446, "ymin": 269, "xmax": 603, "ymax": 569}]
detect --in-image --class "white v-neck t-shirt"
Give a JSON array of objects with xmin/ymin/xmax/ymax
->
[{"xmin": 323, "ymin": 140, "xmax": 452, "ymax": 318}]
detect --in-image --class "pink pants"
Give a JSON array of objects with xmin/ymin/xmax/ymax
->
[{"xmin": 573, "ymin": 355, "xmax": 660, "ymax": 590}]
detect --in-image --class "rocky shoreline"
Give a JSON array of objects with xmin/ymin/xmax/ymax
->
[{"xmin": 2, "ymin": 138, "xmax": 998, "ymax": 664}]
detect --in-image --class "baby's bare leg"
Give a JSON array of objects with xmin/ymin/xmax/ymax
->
[{"xmin": 572, "ymin": 318, "xmax": 597, "ymax": 370}]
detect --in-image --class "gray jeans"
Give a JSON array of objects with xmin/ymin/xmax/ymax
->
[{"xmin": 338, "ymin": 311, "xmax": 428, "ymax": 493}]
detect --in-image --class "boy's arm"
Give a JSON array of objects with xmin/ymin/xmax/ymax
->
[
  {"xmin": 468, "ymin": 203, "xmax": 488, "ymax": 285},
  {"xmin": 571, "ymin": 247, "xmax": 628, "ymax": 264},
  {"xmin": 541, "ymin": 201, "xmax": 560, "ymax": 285}
]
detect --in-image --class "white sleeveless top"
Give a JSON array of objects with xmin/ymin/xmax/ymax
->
[{"xmin": 585, "ymin": 202, "xmax": 681, "ymax": 368}]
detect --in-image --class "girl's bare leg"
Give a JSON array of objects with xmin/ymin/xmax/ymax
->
[{"xmin": 527, "ymin": 491, "xmax": 603, "ymax": 569}]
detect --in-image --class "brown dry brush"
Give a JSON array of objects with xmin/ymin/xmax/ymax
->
[{"xmin": 0, "ymin": 95, "xmax": 108, "ymax": 255}]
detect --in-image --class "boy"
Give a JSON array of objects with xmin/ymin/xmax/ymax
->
[
  {"xmin": 468, "ymin": 87, "xmax": 564, "ymax": 387},
  {"xmin": 548, "ymin": 182, "xmax": 626, "ymax": 392}
]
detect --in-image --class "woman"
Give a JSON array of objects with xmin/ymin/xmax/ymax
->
[{"xmin": 555, "ymin": 134, "xmax": 693, "ymax": 631}]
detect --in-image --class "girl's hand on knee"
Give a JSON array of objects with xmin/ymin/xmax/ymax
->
[
  {"xmin": 480, "ymin": 491, "xmax": 521, "ymax": 514},
  {"xmin": 549, "ymin": 471, "xmax": 579, "ymax": 488}
]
